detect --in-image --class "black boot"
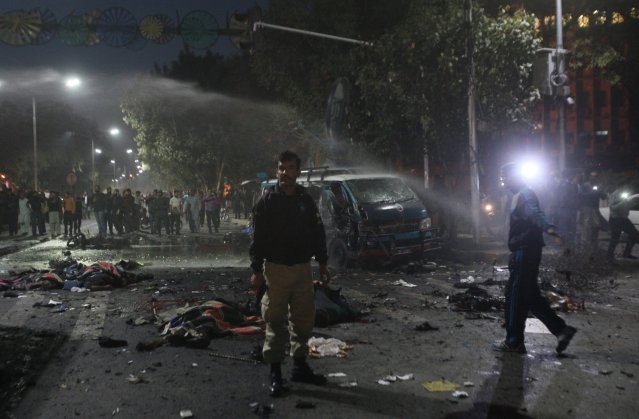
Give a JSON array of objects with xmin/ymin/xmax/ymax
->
[
  {"xmin": 269, "ymin": 363, "xmax": 287, "ymax": 397},
  {"xmin": 291, "ymin": 358, "xmax": 327, "ymax": 385}
]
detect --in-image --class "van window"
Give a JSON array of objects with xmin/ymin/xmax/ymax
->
[{"xmin": 345, "ymin": 178, "xmax": 417, "ymax": 205}]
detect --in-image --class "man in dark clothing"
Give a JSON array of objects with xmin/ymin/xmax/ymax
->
[
  {"xmin": 606, "ymin": 186, "xmax": 637, "ymax": 260},
  {"xmin": 74, "ymin": 195, "xmax": 83, "ymax": 234},
  {"xmin": 5, "ymin": 189, "xmax": 19, "ymax": 237},
  {"xmin": 495, "ymin": 163, "xmax": 577, "ymax": 355},
  {"xmin": 249, "ymin": 150, "xmax": 330, "ymax": 398},
  {"xmin": 121, "ymin": 189, "xmax": 136, "ymax": 233},
  {"xmin": 112, "ymin": 189, "xmax": 124, "ymax": 234},
  {"xmin": 27, "ymin": 191, "xmax": 45, "ymax": 237}
]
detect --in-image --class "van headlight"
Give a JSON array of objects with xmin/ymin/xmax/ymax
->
[{"xmin": 419, "ymin": 218, "xmax": 432, "ymax": 231}]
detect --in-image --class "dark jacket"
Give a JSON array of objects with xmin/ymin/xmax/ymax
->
[
  {"xmin": 250, "ymin": 184, "xmax": 328, "ymax": 273},
  {"xmin": 508, "ymin": 187, "xmax": 555, "ymax": 251}
]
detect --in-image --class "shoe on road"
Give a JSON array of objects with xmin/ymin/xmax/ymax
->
[
  {"xmin": 269, "ymin": 373, "xmax": 288, "ymax": 398},
  {"xmin": 492, "ymin": 340, "xmax": 527, "ymax": 354},
  {"xmin": 556, "ymin": 326, "xmax": 577, "ymax": 354}
]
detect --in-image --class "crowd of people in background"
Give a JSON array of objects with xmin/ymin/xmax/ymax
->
[
  {"xmin": 0, "ymin": 180, "xmax": 259, "ymax": 240},
  {"xmin": 544, "ymin": 170, "xmax": 637, "ymax": 261}
]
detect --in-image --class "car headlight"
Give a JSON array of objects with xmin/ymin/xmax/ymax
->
[{"xmin": 419, "ymin": 218, "xmax": 432, "ymax": 231}]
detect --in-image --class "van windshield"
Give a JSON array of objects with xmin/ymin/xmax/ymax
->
[{"xmin": 345, "ymin": 178, "xmax": 417, "ymax": 205}]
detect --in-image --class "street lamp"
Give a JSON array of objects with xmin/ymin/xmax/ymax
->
[
  {"xmin": 32, "ymin": 75, "xmax": 82, "ymax": 190},
  {"xmin": 109, "ymin": 127, "xmax": 120, "ymax": 136}
]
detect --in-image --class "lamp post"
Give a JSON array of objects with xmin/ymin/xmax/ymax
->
[
  {"xmin": 555, "ymin": 0, "xmax": 566, "ymax": 174},
  {"xmin": 110, "ymin": 159, "xmax": 116, "ymax": 185},
  {"xmin": 92, "ymin": 144, "xmax": 102, "ymax": 191}
]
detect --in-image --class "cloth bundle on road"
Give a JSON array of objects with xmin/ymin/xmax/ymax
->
[
  {"xmin": 160, "ymin": 299, "xmax": 265, "ymax": 347},
  {"xmin": 0, "ymin": 259, "xmax": 151, "ymax": 291},
  {"xmin": 448, "ymin": 286, "xmax": 505, "ymax": 312}
]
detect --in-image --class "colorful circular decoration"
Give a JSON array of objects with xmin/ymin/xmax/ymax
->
[
  {"xmin": 58, "ymin": 13, "xmax": 89, "ymax": 46},
  {"xmin": 140, "ymin": 14, "xmax": 176, "ymax": 44},
  {"xmin": 180, "ymin": 10, "xmax": 218, "ymax": 49},
  {"xmin": 33, "ymin": 8, "xmax": 56, "ymax": 45},
  {"xmin": 0, "ymin": 9, "xmax": 41, "ymax": 46},
  {"xmin": 98, "ymin": 7, "xmax": 137, "ymax": 47}
]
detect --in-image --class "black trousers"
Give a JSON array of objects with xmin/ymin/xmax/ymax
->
[
  {"xmin": 607, "ymin": 217, "xmax": 637, "ymax": 257},
  {"xmin": 505, "ymin": 247, "xmax": 566, "ymax": 346}
]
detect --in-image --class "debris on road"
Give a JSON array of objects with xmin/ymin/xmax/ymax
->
[
  {"xmin": 378, "ymin": 373, "xmax": 414, "ymax": 385},
  {"xmin": 1, "ymin": 258, "xmax": 152, "ymax": 292},
  {"xmin": 98, "ymin": 336, "xmax": 128, "ymax": 348},
  {"xmin": 392, "ymin": 279, "xmax": 417, "ymax": 287},
  {"xmin": 415, "ymin": 321, "xmax": 439, "ymax": 331},
  {"xmin": 308, "ymin": 337, "xmax": 352, "ymax": 358},
  {"xmin": 422, "ymin": 380, "xmax": 460, "ymax": 392}
]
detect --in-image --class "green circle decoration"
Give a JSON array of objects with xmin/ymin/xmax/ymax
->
[
  {"xmin": 58, "ymin": 14, "xmax": 89, "ymax": 46},
  {"xmin": 180, "ymin": 10, "xmax": 218, "ymax": 49}
]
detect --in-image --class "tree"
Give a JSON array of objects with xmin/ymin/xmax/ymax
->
[
  {"xmin": 121, "ymin": 77, "xmax": 323, "ymax": 189},
  {"xmin": 250, "ymin": 0, "xmax": 540, "ymax": 172}
]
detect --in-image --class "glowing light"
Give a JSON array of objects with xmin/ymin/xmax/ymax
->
[
  {"xmin": 110, "ymin": 159, "xmax": 115, "ymax": 164},
  {"xmin": 65, "ymin": 76, "xmax": 81, "ymax": 89},
  {"xmin": 521, "ymin": 162, "xmax": 540, "ymax": 181},
  {"xmin": 126, "ymin": 149, "xmax": 133, "ymax": 154},
  {"xmin": 109, "ymin": 128, "xmax": 120, "ymax": 136},
  {"xmin": 592, "ymin": 186, "xmax": 598, "ymax": 191},
  {"xmin": 621, "ymin": 192, "xmax": 629, "ymax": 199},
  {"xmin": 95, "ymin": 148, "xmax": 102, "ymax": 154},
  {"xmin": 484, "ymin": 204, "xmax": 493, "ymax": 212}
]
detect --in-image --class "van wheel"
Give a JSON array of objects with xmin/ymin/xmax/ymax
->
[{"xmin": 328, "ymin": 239, "xmax": 349, "ymax": 272}]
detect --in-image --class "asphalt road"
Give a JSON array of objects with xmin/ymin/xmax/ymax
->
[{"xmin": 0, "ymin": 218, "xmax": 638, "ymax": 419}]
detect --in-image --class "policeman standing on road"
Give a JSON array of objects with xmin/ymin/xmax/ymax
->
[
  {"xmin": 495, "ymin": 163, "xmax": 577, "ymax": 354},
  {"xmin": 249, "ymin": 150, "xmax": 331, "ymax": 397}
]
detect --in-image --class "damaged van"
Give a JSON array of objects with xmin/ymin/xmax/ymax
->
[{"xmin": 301, "ymin": 170, "xmax": 441, "ymax": 270}]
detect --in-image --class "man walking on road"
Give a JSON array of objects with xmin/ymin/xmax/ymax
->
[
  {"xmin": 249, "ymin": 150, "xmax": 331, "ymax": 397},
  {"xmin": 496, "ymin": 163, "xmax": 577, "ymax": 355}
]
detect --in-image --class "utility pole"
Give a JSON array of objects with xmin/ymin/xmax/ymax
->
[
  {"xmin": 32, "ymin": 97, "xmax": 38, "ymax": 191},
  {"xmin": 465, "ymin": 0, "xmax": 481, "ymax": 244},
  {"xmin": 555, "ymin": 0, "xmax": 566, "ymax": 174}
]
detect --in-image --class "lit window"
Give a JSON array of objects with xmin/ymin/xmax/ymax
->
[
  {"xmin": 612, "ymin": 12, "xmax": 624, "ymax": 24},
  {"xmin": 578, "ymin": 15, "xmax": 590, "ymax": 27}
]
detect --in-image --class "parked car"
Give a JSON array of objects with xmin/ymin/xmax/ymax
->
[{"xmin": 599, "ymin": 193, "xmax": 639, "ymax": 228}]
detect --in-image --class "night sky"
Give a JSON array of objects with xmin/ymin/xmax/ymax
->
[{"xmin": 1, "ymin": 1, "xmax": 264, "ymax": 134}]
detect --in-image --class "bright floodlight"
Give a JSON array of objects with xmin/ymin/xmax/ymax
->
[
  {"xmin": 109, "ymin": 128, "xmax": 120, "ymax": 136},
  {"xmin": 126, "ymin": 149, "xmax": 133, "ymax": 154},
  {"xmin": 621, "ymin": 192, "xmax": 629, "ymax": 199},
  {"xmin": 521, "ymin": 162, "xmax": 539, "ymax": 181},
  {"xmin": 95, "ymin": 148, "xmax": 102, "ymax": 154},
  {"xmin": 65, "ymin": 76, "xmax": 81, "ymax": 89}
]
